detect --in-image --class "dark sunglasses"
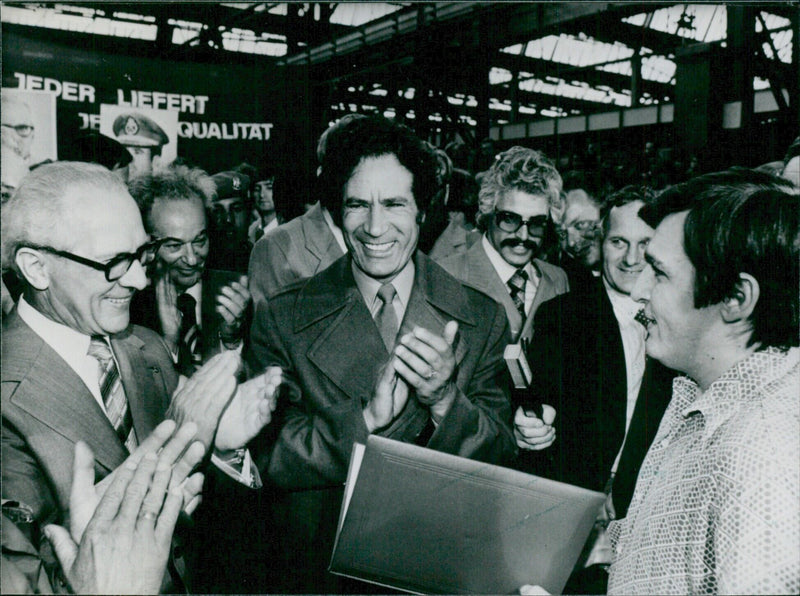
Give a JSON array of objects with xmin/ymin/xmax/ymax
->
[
  {"xmin": 28, "ymin": 240, "xmax": 160, "ymax": 282},
  {"xmin": 494, "ymin": 210, "xmax": 549, "ymax": 234}
]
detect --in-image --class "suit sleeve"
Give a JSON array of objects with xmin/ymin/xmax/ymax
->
[
  {"xmin": 426, "ymin": 301, "xmax": 516, "ymax": 465},
  {"xmin": 1, "ymin": 405, "xmax": 58, "ymax": 526},
  {"xmin": 261, "ymin": 302, "xmax": 370, "ymax": 489},
  {"xmin": 247, "ymin": 233, "xmax": 291, "ymax": 312}
]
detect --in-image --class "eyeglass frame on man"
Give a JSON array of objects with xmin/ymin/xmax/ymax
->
[
  {"xmin": 494, "ymin": 210, "xmax": 549, "ymax": 235},
  {"xmin": 2, "ymin": 123, "xmax": 35, "ymax": 137},
  {"xmin": 22, "ymin": 240, "xmax": 161, "ymax": 282}
]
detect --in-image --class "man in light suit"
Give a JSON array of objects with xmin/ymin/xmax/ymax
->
[
  {"xmin": 1, "ymin": 162, "xmax": 279, "ymax": 590},
  {"xmin": 247, "ymin": 116, "xmax": 516, "ymax": 592},
  {"xmin": 246, "ymin": 115, "xmax": 368, "ymax": 312},
  {"xmin": 517, "ymin": 186, "xmax": 672, "ymax": 594},
  {"xmin": 437, "ymin": 146, "xmax": 568, "ymax": 344}
]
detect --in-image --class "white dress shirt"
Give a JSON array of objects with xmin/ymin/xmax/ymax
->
[
  {"xmin": 17, "ymin": 296, "xmax": 110, "ymax": 413},
  {"xmin": 603, "ymin": 278, "xmax": 647, "ymax": 474},
  {"xmin": 481, "ymin": 234, "xmax": 540, "ymax": 316}
]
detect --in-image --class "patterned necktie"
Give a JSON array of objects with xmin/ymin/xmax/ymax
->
[
  {"xmin": 177, "ymin": 293, "xmax": 202, "ymax": 373},
  {"xmin": 634, "ymin": 308, "xmax": 652, "ymax": 328},
  {"xmin": 375, "ymin": 284, "xmax": 399, "ymax": 351},
  {"xmin": 87, "ymin": 337, "xmax": 137, "ymax": 452},
  {"xmin": 507, "ymin": 268, "xmax": 528, "ymax": 318}
]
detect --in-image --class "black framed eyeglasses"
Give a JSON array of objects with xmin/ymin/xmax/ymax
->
[
  {"xmin": 28, "ymin": 240, "xmax": 160, "ymax": 282},
  {"xmin": 494, "ymin": 210, "xmax": 549, "ymax": 234},
  {"xmin": 2, "ymin": 123, "xmax": 35, "ymax": 137}
]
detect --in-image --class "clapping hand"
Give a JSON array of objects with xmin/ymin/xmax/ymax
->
[
  {"xmin": 45, "ymin": 424, "xmax": 205, "ymax": 595},
  {"xmin": 215, "ymin": 366, "xmax": 282, "ymax": 451}
]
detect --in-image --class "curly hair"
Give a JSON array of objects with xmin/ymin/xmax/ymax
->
[
  {"xmin": 476, "ymin": 146, "xmax": 562, "ymax": 230},
  {"xmin": 128, "ymin": 164, "xmax": 216, "ymax": 233},
  {"xmin": 317, "ymin": 115, "xmax": 438, "ymax": 227}
]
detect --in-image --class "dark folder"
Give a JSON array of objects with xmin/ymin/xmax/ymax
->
[{"xmin": 330, "ymin": 435, "xmax": 605, "ymax": 594}]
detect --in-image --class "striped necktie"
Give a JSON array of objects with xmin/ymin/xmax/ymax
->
[
  {"xmin": 375, "ymin": 284, "xmax": 399, "ymax": 351},
  {"xmin": 87, "ymin": 337, "xmax": 137, "ymax": 452},
  {"xmin": 177, "ymin": 293, "xmax": 202, "ymax": 374},
  {"xmin": 507, "ymin": 268, "xmax": 528, "ymax": 318}
]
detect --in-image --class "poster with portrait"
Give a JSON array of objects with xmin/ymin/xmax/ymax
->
[
  {"xmin": 1, "ymin": 87, "xmax": 58, "ymax": 166},
  {"xmin": 99, "ymin": 103, "xmax": 179, "ymax": 177}
]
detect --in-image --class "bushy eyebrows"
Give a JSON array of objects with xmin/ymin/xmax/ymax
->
[
  {"xmin": 345, "ymin": 195, "xmax": 413, "ymax": 204},
  {"xmin": 644, "ymin": 252, "xmax": 666, "ymax": 271}
]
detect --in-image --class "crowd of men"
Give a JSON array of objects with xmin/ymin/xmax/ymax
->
[{"xmin": 1, "ymin": 113, "xmax": 798, "ymax": 595}]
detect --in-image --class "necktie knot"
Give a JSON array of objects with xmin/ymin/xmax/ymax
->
[
  {"xmin": 177, "ymin": 293, "xmax": 196, "ymax": 318},
  {"xmin": 377, "ymin": 283, "xmax": 397, "ymax": 306},
  {"xmin": 87, "ymin": 336, "xmax": 113, "ymax": 366},
  {"xmin": 375, "ymin": 284, "xmax": 399, "ymax": 351},
  {"xmin": 635, "ymin": 308, "xmax": 653, "ymax": 328},
  {"xmin": 508, "ymin": 268, "xmax": 528, "ymax": 293}
]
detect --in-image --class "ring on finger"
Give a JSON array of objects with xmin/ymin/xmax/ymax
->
[
  {"xmin": 425, "ymin": 369, "xmax": 438, "ymax": 380},
  {"xmin": 139, "ymin": 510, "xmax": 158, "ymax": 522}
]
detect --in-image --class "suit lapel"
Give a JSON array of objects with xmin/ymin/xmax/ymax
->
[
  {"xmin": 462, "ymin": 242, "xmax": 522, "ymax": 336},
  {"xmin": 302, "ymin": 203, "xmax": 343, "ymax": 272},
  {"xmin": 530, "ymin": 260, "xmax": 559, "ymax": 314},
  {"xmin": 302, "ymin": 258, "xmax": 387, "ymax": 406},
  {"xmin": 6, "ymin": 319, "xmax": 128, "ymax": 472},
  {"xmin": 111, "ymin": 329, "xmax": 163, "ymax": 441},
  {"xmin": 598, "ymin": 286, "xmax": 628, "ymax": 435}
]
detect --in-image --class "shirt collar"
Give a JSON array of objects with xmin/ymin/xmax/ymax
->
[
  {"xmin": 17, "ymin": 295, "xmax": 94, "ymax": 368},
  {"xmin": 481, "ymin": 233, "xmax": 534, "ymax": 283},
  {"xmin": 677, "ymin": 346, "xmax": 800, "ymax": 439},
  {"xmin": 351, "ymin": 258, "xmax": 415, "ymax": 312},
  {"xmin": 603, "ymin": 276, "xmax": 642, "ymax": 324}
]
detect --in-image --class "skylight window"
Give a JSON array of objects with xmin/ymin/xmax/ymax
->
[
  {"xmin": 623, "ymin": 4, "xmax": 727, "ymax": 43},
  {"xmin": 330, "ymin": 3, "xmax": 406, "ymax": 28}
]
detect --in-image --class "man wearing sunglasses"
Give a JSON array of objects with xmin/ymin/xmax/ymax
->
[
  {"xmin": 437, "ymin": 146, "xmax": 568, "ymax": 457},
  {"xmin": 1, "ymin": 96, "xmax": 35, "ymax": 165},
  {"xmin": 1, "ymin": 161, "xmax": 280, "ymax": 590},
  {"xmin": 438, "ymin": 146, "xmax": 568, "ymax": 344}
]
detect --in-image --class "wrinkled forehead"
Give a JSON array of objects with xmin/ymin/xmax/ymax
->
[{"xmin": 61, "ymin": 183, "xmax": 146, "ymax": 248}]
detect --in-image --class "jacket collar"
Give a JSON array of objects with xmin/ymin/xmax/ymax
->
[{"xmin": 294, "ymin": 252, "xmax": 476, "ymax": 333}]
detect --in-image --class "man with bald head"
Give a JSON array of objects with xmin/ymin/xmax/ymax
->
[{"xmin": 1, "ymin": 161, "xmax": 279, "ymax": 574}]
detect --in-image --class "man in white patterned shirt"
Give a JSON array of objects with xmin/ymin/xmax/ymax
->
[{"xmin": 607, "ymin": 169, "xmax": 799, "ymax": 594}]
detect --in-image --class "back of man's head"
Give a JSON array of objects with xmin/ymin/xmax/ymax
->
[
  {"xmin": 317, "ymin": 115, "xmax": 438, "ymax": 227},
  {"xmin": 2, "ymin": 161, "xmax": 128, "ymax": 276},
  {"xmin": 640, "ymin": 167, "xmax": 799, "ymax": 350}
]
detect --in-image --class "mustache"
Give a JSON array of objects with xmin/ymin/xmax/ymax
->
[{"xmin": 500, "ymin": 238, "xmax": 540, "ymax": 250}]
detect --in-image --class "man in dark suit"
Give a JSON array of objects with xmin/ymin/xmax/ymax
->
[
  {"xmin": 128, "ymin": 164, "xmax": 251, "ymax": 376},
  {"xmin": 1, "ymin": 162, "xmax": 279, "ymax": 590},
  {"xmin": 247, "ymin": 116, "xmax": 516, "ymax": 592},
  {"xmin": 516, "ymin": 186, "xmax": 673, "ymax": 593}
]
